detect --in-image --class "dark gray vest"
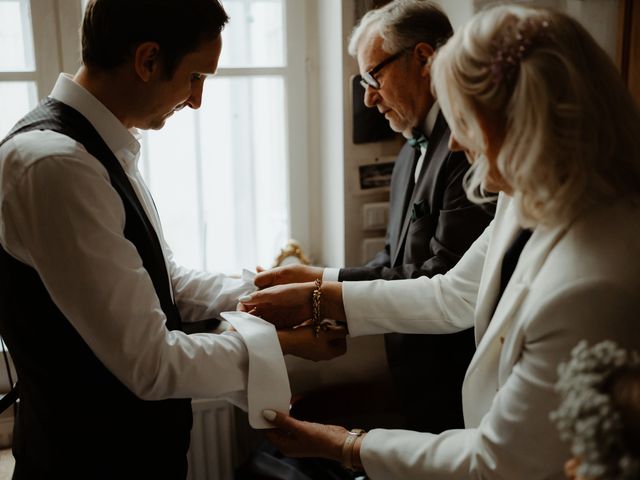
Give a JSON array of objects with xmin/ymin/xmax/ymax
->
[{"xmin": 0, "ymin": 98, "xmax": 192, "ymax": 479}]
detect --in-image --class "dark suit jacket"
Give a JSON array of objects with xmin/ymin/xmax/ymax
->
[{"xmin": 339, "ymin": 113, "xmax": 495, "ymax": 433}]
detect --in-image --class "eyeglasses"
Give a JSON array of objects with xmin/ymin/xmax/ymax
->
[{"xmin": 359, "ymin": 49, "xmax": 410, "ymax": 90}]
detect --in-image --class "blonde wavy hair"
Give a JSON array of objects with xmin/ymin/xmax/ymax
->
[{"xmin": 431, "ymin": 5, "xmax": 640, "ymax": 227}]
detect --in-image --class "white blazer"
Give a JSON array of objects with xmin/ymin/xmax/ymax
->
[{"xmin": 343, "ymin": 193, "xmax": 640, "ymax": 479}]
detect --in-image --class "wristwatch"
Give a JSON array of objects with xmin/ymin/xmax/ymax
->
[{"xmin": 341, "ymin": 428, "xmax": 366, "ymax": 471}]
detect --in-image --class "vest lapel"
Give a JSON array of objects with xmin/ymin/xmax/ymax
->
[{"xmin": 6, "ymin": 97, "xmax": 182, "ymax": 330}]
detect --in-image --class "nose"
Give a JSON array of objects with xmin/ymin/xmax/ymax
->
[
  {"xmin": 363, "ymin": 84, "xmax": 379, "ymax": 108},
  {"xmin": 187, "ymin": 80, "xmax": 205, "ymax": 110}
]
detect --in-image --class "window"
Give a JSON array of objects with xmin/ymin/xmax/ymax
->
[
  {"xmin": 0, "ymin": 0, "xmax": 37, "ymax": 136},
  {"xmin": 141, "ymin": 0, "xmax": 294, "ymax": 273},
  {"xmin": 0, "ymin": 0, "xmax": 309, "ymax": 274}
]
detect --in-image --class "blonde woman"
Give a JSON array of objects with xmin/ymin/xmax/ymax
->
[{"xmin": 240, "ymin": 4, "xmax": 640, "ymax": 479}]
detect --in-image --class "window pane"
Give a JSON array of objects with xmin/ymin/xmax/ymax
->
[
  {"xmin": 0, "ymin": 0, "xmax": 35, "ymax": 71},
  {"xmin": 142, "ymin": 113, "xmax": 202, "ymax": 270},
  {"xmin": 219, "ymin": 0, "xmax": 284, "ymax": 68},
  {"xmin": 140, "ymin": 76, "xmax": 289, "ymax": 274},
  {"xmin": 201, "ymin": 76, "xmax": 288, "ymax": 272},
  {"xmin": 0, "ymin": 81, "xmax": 37, "ymax": 137}
]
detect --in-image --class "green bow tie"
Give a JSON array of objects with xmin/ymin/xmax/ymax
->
[{"xmin": 408, "ymin": 128, "xmax": 428, "ymax": 150}]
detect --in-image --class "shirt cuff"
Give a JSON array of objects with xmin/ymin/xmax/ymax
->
[
  {"xmin": 323, "ymin": 268, "xmax": 340, "ymax": 282},
  {"xmin": 220, "ymin": 311, "xmax": 291, "ymax": 429}
]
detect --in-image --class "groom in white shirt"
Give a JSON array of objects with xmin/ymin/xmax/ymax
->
[{"xmin": 0, "ymin": 1, "xmax": 345, "ymax": 478}]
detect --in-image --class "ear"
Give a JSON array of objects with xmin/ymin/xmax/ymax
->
[
  {"xmin": 414, "ymin": 42, "xmax": 435, "ymax": 77},
  {"xmin": 134, "ymin": 41, "xmax": 161, "ymax": 82}
]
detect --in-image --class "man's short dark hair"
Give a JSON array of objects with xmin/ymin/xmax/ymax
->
[{"xmin": 82, "ymin": 0, "xmax": 229, "ymax": 78}]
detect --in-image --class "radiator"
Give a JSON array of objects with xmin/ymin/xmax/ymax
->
[{"xmin": 187, "ymin": 398, "xmax": 237, "ymax": 480}]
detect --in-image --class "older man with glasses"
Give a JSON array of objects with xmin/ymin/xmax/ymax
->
[{"xmin": 253, "ymin": 0, "xmax": 495, "ymax": 439}]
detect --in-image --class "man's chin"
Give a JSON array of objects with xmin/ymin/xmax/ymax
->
[
  {"xmin": 385, "ymin": 119, "xmax": 410, "ymax": 138},
  {"xmin": 147, "ymin": 117, "xmax": 168, "ymax": 130}
]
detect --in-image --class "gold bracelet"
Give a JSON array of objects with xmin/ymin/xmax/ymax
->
[
  {"xmin": 312, "ymin": 278, "xmax": 322, "ymax": 338},
  {"xmin": 341, "ymin": 428, "xmax": 366, "ymax": 471}
]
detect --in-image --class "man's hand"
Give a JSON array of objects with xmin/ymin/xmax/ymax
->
[
  {"xmin": 239, "ymin": 282, "xmax": 315, "ymax": 329},
  {"xmin": 278, "ymin": 323, "xmax": 347, "ymax": 361},
  {"xmin": 255, "ymin": 264, "xmax": 324, "ymax": 289}
]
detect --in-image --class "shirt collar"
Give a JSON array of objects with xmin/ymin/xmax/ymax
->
[{"xmin": 50, "ymin": 73, "xmax": 141, "ymax": 170}]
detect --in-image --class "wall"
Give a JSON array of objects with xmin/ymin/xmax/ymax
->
[{"xmin": 474, "ymin": 0, "xmax": 619, "ymax": 59}]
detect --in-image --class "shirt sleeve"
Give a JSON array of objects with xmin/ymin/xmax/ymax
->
[
  {"xmin": 165, "ymin": 246, "xmax": 256, "ymax": 322},
  {"xmin": 322, "ymin": 268, "xmax": 339, "ymax": 282},
  {"xmin": 343, "ymin": 220, "xmax": 491, "ymax": 337},
  {"xmin": 0, "ymin": 143, "xmax": 257, "ymax": 401}
]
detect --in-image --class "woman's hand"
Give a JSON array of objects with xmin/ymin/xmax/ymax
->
[
  {"xmin": 255, "ymin": 264, "xmax": 325, "ymax": 289},
  {"xmin": 236, "ymin": 301, "xmax": 247, "ymax": 312},
  {"xmin": 261, "ymin": 409, "xmax": 348, "ymax": 461},
  {"xmin": 239, "ymin": 282, "xmax": 316, "ymax": 329},
  {"xmin": 239, "ymin": 281, "xmax": 347, "ymax": 328},
  {"xmin": 278, "ymin": 323, "xmax": 348, "ymax": 361}
]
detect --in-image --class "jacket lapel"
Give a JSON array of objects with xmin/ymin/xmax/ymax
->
[
  {"xmin": 392, "ymin": 159, "xmax": 421, "ymax": 266},
  {"xmin": 466, "ymin": 200, "xmax": 571, "ymax": 387},
  {"xmin": 391, "ymin": 114, "xmax": 449, "ymax": 266},
  {"xmin": 473, "ymin": 195, "xmax": 522, "ymax": 343},
  {"xmin": 389, "ymin": 144, "xmax": 418, "ymax": 263},
  {"xmin": 463, "ymin": 197, "xmax": 571, "ymax": 425}
]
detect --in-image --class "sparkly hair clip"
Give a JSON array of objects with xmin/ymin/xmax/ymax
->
[{"xmin": 489, "ymin": 17, "xmax": 551, "ymax": 85}]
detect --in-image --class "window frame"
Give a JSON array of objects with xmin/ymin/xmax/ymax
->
[{"xmin": 0, "ymin": 0, "xmax": 83, "ymax": 98}]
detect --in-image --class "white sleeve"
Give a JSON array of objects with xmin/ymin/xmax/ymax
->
[
  {"xmin": 1, "ymin": 149, "xmax": 253, "ymax": 401},
  {"xmin": 166, "ymin": 247, "xmax": 256, "ymax": 322},
  {"xmin": 358, "ymin": 281, "xmax": 639, "ymax": 479},
  {"xmin": 221, "ymin": 312, "xmax": 291, "ymax": 429},
  {"xmin": 343, "ymin": 220, "xmax": 491, "ymax": 337},
  {"xmin": 322, "ymin": 268, "xmax": 339, "ymax": 282}
]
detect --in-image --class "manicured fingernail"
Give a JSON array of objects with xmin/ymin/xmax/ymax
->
[
  {"xmin": 239, "ymin": 295, "xmax": 253, "ymax": 302},
  {"xmin": 262, "ymin": 409, "xmax": 276, "ymax": 421}
]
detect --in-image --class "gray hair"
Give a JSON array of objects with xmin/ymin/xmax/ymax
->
[
  {"xmin": 348, "ymin": 0, "xmax": 453, "ymax": 57},
  {"xmin": 431, "ymin": 4, "xmax": 640, "ymax": 227}
]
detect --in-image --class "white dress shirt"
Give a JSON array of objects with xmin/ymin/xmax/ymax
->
[
  {"xmin": 323, "ymin": 102, "xmax": 440, "ymax": 281},
  {"xmin": 0, "ymin": 74, "xmax": 286, "ymax": 407}
]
